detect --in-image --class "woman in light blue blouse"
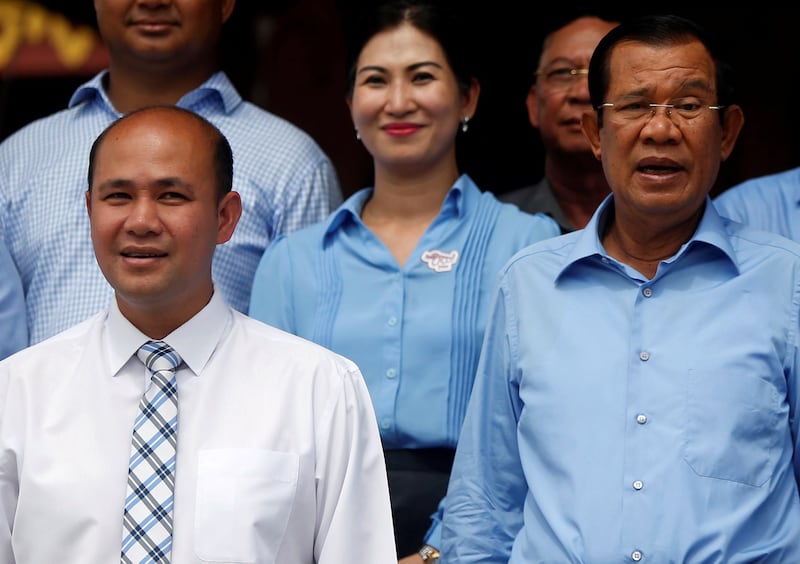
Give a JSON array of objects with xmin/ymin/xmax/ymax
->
[{"xmin": 248, "ymin": 1, "xmax": 560, "ymax": 560}]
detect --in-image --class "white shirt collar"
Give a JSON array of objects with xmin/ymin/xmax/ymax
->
[{"xmin": 106, "ymin": 286, "xmax": 232, "ymax": 377}]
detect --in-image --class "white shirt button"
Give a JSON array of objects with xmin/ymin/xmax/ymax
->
[
  {"xmin": 388, "ymin": 316, "xmax": 398, "ymax": 327},
  {"xmin": 636, "ymin": 413, "xmax": 647, "ymax": 424},
  {"xmin": 633, "ymin": 480, "xmax": 644, "ymax": 490},
  {"xmin": 639, "ymin": 351, "xmax": 650, "ymax": 361},
  {"xmin": 632, "ymin": 550, "xmax": 643, "ymax": 561},
  {"xmin": 643, "ymin": 287, "xmax": 652, "ymax": 297},
  {"xmin": 386, "ymin": 368, "xmax": 396, "ymax": 379}
]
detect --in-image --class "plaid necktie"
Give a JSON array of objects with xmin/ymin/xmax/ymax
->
[{"xmin": 121, "ymin": 340, "xmax": 182, "ymax": 564}]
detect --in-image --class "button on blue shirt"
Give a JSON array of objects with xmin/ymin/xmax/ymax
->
[
  {"xmin": 714, "ymin": 166, "xmax": 800, "ymax": 241},
  {"xmin": 442, "ymin": 195, "xmax": 800, "ymax": 562},
  {"xmin": 0, "ymin": 70, "xmax": 341, "ymax": 344},
  {"xmin": 248, "ymin": 174, "xmax": 560, "ymax": 546}
]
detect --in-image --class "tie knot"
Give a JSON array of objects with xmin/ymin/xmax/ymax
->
[{"xmin": 137, "ymin": 340, "xmax": 182, "ymax": 374}]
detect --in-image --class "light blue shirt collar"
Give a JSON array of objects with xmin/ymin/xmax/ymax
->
[
  {"xmin": 322, "ymin": 173, "xmax": 474, "ymax": 246},
  {"xmin": 560, "ymin": 194, "xmax": 740, "ymax": 282},
  {"xmin": 68, "ymin": 70, "xmax": 242, "ymax": 115}
]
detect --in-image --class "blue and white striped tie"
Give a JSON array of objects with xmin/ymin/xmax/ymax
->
[{"xmin": 122, "ymin": 340, "xmax": 182, "ymax": 564}]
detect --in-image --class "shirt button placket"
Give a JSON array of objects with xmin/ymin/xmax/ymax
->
[{"xmin": 632, "ymin": 288, "xmax": 651, "ymax": 564}]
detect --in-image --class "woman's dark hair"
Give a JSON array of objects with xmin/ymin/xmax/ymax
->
[
  {"xmin": 344, "ymin": 0, "xmax": 476, "ymax": 99},
  {"xmin": 588, "ymin": 14, "xmax": 735, "ymax": 127}
]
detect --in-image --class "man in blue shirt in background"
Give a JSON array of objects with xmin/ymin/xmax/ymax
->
[
  {"xmin": 0, "ymin": 0, "xmax": 341, "ymax": 345},
  {"xmin": 442, "ymin": 14, "xmax": 800, "ymax": 562},
  {"xmin": 714, "ymin": 165, "xmax": 800, "ymax": 241}
]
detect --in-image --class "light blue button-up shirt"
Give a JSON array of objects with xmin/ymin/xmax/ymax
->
[
  {"xmin": 442, "ymin": 195, "xmax": 800, "ymax": 562},
  {"xmin": 0, "ymin": 70, "xmax": 341, "ymax": 344},
  {"xmin": 714, "ymin": 166, "xmax": 800, "ymax": 241},
  {"xmin": 0, "ymin": 237, "xmax": 26, "ymax": 360},
  {"xmin": 248, "ymin": 174, "xmax": 560, "ymax": 546}
]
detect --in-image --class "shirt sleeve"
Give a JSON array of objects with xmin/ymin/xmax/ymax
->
[
  {"xmin": 423, "ymin": 497, "xmax": 445, "ymax": 549},
  {"xmin": 275, "ymin": 158, "xmax": 341, "ymax": 236},
  {"xmin": 0, "ymin": 362, "xmax": 18, "ymax": 563},
  {"xmin": 313, "ymin": 358, "xmax": 397, "ymax": 563},
  {"xmin": 791, "ymin": 282, "xmax": 800, "ymax": 495},
  {"xmin": 441, "ymin": 277, "xmax": 527, "ymax": 562},
  {"xmin": 0, "ymin": 239, "xmax": 27, "ymax": 360}
]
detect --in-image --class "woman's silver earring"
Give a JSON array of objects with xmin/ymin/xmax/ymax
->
[
  {"xmin": 461, "ymin": 116, "xmax": 470, "ymax": 133},
  {"xmin": 355, "ymin": 129, "xmax": 361, "ymax": 140}
]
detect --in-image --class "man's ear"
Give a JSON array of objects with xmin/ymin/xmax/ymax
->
[
  {"xmin": 216, "ymin": 191, "xmax": 242, "ymax": 245},
  {"xmin": 525, "ymin": 85, "xmax": 540, "ymax": 129},
  {"xmin": 581, "ymin": 110, "xmax": 602, "ymax": 161},
  {"xmin": 719, "ymin": 104, "xmax": 744, "ymax": 162}
]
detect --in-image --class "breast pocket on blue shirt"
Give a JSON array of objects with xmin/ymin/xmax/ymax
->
[
  {"xmin": 682, "ymin": 368, "xmax": 782, "ymax": 487},
  {"xmin": 195, "ymin": 448, "xmax": 299, "ymax": 562}
]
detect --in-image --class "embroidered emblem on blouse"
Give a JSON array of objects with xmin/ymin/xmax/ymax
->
[{"xmin": 421, "ymin": 249, "xmax": 459, "ymax": 272}]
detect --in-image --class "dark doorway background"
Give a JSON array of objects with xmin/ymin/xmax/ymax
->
[{"xmin": 1, "ymin": 2, "xmax": 795, "ymax": 200}]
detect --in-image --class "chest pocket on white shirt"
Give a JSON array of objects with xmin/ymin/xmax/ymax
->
[{"xmin": 195, "ymin": 448, "xmax": 299, "ymax": 562}]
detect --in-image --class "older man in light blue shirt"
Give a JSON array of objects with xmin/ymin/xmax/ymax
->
[
  {"xmin": 443, "ymin": 195, "xmax": 800, "ymax": 562},
  {"xmin": 442, "ymin": 14, "xmax": 800, "ymax": 563}
]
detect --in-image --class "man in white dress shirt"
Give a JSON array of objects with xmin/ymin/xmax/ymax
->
[{"xmin": 0, "ymin": 105, "xmax": 395, "ymax": 563}]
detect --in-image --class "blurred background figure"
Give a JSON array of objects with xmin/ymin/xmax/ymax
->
[
  {"xmin": 248, "ymin": 1, "xmax": 560, "ymax": 562},
  {"xmin": 500, "ymin": 10, "xmax": 618, "ymax": 232}
]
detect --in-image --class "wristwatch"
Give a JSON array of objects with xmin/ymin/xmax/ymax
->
[{"xmin": 418, "ymin": 544, "xmax": 440, "ymax": 562}]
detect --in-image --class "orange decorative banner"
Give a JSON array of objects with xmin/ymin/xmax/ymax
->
[{"xmin": 0, "ymin": 1, "xmax": 108, "ymax": 77}]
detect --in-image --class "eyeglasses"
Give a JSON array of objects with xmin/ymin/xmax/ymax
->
[
  {"xmin": 536, "ymin": 67, "xmax": 589, "ymax": 88},
  {"xmin": 597, "ymin": 97, "xmax": 724, "ymax": 125}
]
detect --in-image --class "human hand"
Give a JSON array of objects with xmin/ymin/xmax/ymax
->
[{"xmin": 398, "ymin": 553, "xmax": 424, "ymax": 564}]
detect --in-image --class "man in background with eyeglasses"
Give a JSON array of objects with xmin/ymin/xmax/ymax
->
[
  {"xmin": 442, "ymin": 14, "xmax": 800, "ymax": 563},
  {"xmin": 500, "ymin": 11, "xmax": 618, "ymax": 232}
]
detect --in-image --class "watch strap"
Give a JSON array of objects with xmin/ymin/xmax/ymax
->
[{"xmin": 418, "ymin": 544, "xmax": 440, "ymax": 562}]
